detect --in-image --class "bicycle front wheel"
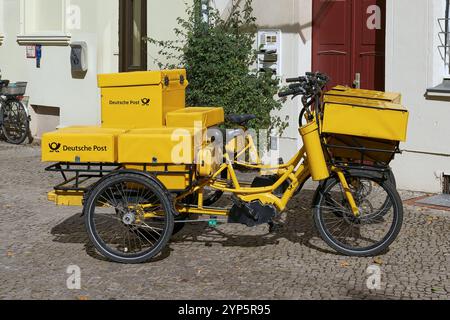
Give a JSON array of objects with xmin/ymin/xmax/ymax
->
[
  {"xmin": 1, "ymin": 99, "xmax": 29, "ymax": 145},
  {"xmin": 313, "ymin": 172, "xmax": 403, "ymax": 257}
]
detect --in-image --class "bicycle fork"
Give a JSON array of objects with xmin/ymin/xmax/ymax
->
[{"xmin": 333, "ymin": 167, "xmax": 360, "ymax": 217}]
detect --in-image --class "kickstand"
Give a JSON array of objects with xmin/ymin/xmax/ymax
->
[{"xmin": 27, "ymin": 129, "xmax": 34, "ymax": 144}]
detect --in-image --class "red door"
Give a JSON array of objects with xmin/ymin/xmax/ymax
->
[{"xmin": 312, "ymin": 0, "xmax": 386, "ymax": 90}]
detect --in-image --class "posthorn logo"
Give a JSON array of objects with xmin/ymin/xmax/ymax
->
[
  {"xmin": 141, "ymin": 98, "xmax": 150, "ymax": 106},
  {"xmin": 49, "ymin": 142, "xmax": 62, "ymax": 153}
]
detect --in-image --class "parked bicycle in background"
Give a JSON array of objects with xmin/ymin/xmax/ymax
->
[{"xmin": 0, "ymin": 69, "xmax": 31, "ymax": 145}]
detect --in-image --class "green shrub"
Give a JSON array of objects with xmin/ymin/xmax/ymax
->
[{"xmin": 147, "ymin": 0, "xmax": 288, "ymax": 134}]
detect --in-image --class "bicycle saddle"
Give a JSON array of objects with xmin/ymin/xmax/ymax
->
[{"xmin": 226, "ymin": 114, "xmax": 257, "ymax": 126}]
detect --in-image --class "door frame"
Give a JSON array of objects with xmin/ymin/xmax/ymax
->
[{"xmin": 119, "ymin": 0, "xmax": 148, "ymax": 72}]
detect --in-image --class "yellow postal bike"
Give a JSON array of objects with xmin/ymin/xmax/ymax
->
[{"xmin": 43, "ymin": 70, "xmax": 408, "ymax": 263}]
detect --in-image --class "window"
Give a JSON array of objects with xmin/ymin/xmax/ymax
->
[
  {"xmin": 17, "ymin": 0, "xmax": 71, "ymax": 45},
  {"xmin": 119, "ymin": 0, "xmax": 147, "ymax": 72},
  {"xmin": 427, "ymin": 0, "xmax": 450, "ymax": 97},
  {"xmin": 446, "ymin": 0, "xmax": 450, "ymax": 74}
]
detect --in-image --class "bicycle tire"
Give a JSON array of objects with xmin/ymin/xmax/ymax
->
[{"xmin": 1, "ymin": 99, "xmax": 29, "ymax": 145}]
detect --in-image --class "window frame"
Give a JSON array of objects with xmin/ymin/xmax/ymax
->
[
  {"xmin": 17, "ymin": 0, "xmax": 72, "ymax": 46},
  {"xmin": 446, "ymin": 0, "xmax": 450, "ymax": 74}
]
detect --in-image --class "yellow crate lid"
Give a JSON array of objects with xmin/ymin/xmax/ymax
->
[
  {"xmin": 326, "ymin": 86, "xmax": 402, "ymax": 103},
  {"xmin": 324, "ymin": 95, "xmax": 408, "ymax": 112},
  {"xmin": 97, "ymin": 69, "xmax": 187, "ymax": 88},
  {"xmin": 166, "ymin": 107, "xmax": 225, "ymax": 128},
  {"xmin": 56, "ymin": 126, "xmax": 129, "ymax": 135}
]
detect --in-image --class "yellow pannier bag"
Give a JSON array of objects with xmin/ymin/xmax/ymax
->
[
  {"xmin": 98, "ymin": 69, "xmax": 188, "ymax": 129},
  {"xmin": 322, "ymin": 96, "xmax": 409, "ymax": 142}
]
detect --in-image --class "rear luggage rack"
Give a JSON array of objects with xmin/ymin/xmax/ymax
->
[
  {"xmin": 45, "ymin": 162, "xmax": 123, "ymax": 191},
  {"xmin": 46, "ymin": 162, "xmax": 196, "ymax": 192}
]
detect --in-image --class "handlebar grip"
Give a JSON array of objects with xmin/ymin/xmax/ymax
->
[
  {"xmin": 286, "ymin": 76, "xmax": 306, "ymax": 83},
  {"xmin": 278, "ymin": 89, "xmax": 295, "ymax": 98}
]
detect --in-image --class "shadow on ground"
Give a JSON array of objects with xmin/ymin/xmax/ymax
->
[{"xmin": 50, "ymin": 190, "xmax": 339, "ymax": 262}]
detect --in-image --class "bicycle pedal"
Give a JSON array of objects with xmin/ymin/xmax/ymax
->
[
  {"xmin": 208, "ymin": 217, "xmax": 218, "ymax": 228},
  {"xmin": 268, "ymin": 221, "xmax": 283, "ymax": 233}
]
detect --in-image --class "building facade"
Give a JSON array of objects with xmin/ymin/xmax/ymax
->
[{"xmin": 0, "ymin": 0, "xmax": 449, "ymax": 193}]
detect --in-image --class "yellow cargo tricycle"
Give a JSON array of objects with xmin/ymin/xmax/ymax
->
[{"xmin": 42, "ymin": 70, "xmax": 409, "ymax": 263}]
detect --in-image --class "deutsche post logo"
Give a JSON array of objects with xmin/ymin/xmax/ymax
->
[
  {"xmin": 141, "ymin": 98, "xmax": 150, "ymax": 106},
  {"xmin": 49, "ymin": 142, "xmax": 61, "ymax": 153}
]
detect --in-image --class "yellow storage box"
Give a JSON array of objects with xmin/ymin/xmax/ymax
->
[
  {"xmin": 42, "ymin": 126, "xmax": 128, "ymax": 163},
  {"xmin": 118, "ymin": 128, "xmax": 197, "ymax": 164},
  {"xmin": 98, "ymin": 69, "xmax": 188, "ymax": 129},
  {"xmin": 166, "ymin": 107, "xmax": 225, "ymax": 128},
  {"xmin": 325, "ymin": 86, "xmax": 402, "ymax": 104},
  {"xmin": 322, "ymin": 99, "xmax": 409, "ymax": 142},
  {"xmin": 125, "ymin": 164, "xmax": 192, "ymax": 191}
]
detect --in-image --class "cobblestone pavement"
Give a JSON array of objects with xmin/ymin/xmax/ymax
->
[{"xmin": 0, "ymin": 141, "xmax": 449, "ymax": 300}]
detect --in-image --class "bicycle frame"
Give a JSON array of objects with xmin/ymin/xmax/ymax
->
[
  {"xmin": 156, "ymin": 87, "xmax": 362, "ymax": 218},
  {"xmin": 143, "ymin": 117, "xmax": 361, "ymax": 219}
]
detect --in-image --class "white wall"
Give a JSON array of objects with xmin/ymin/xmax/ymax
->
[
  {"xmin": 147, "ymin": 0, "xmax": 192, "ymax": 70},
  {"xmin": 0, "ymin": 0, "xmax": 4, "ymax": 44},
  {"xmin": 0, "ymin": 0, "xmax": 119, "ymax": 131},
  {"xmin": 386, "ymin": 0, "xmax": 450, "ymax": 192}
]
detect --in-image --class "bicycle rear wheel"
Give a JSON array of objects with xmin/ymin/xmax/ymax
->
[
  {"xmin": 1, "ymin": 99, "xmax": 29, "ymax": 145},
  {"xmin": 84, "ymin": 173, "xmax": 175, "ymax": 264}
]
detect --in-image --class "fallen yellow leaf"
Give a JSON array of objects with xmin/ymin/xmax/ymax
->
[{"xmin": 373, "ymin": 257, "xmax": 383, "ymax": 265}]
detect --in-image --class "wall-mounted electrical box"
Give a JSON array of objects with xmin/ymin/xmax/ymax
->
[
  {"xmin": 257, "ymin": 29, "xmax": 282, "ymax": 77},
  {"xmin": 70, "ymin": 41, "xmax": 88, "ymax": 72}
]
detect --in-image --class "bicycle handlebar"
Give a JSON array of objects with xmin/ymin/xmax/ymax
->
[
  {"xmin": 279, "ymin": 72, "xmax": 330, "ymax": 99},
  {"xmin": 278, "ymin": 72, "xmax": 331, "ymax": 127}
]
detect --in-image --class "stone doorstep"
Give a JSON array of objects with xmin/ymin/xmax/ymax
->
[{"xmin": 404, "ymin": 195, "xmax": 450, "ymax": 213}]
